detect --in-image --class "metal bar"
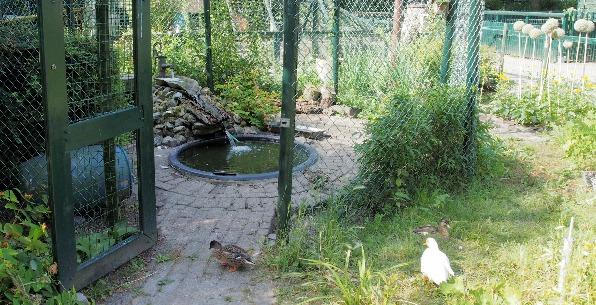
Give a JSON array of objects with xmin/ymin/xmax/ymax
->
[
  {"xmin": 331, "ymin": 0, "xmax": 340, "ymax": 99},
  {"xmin": 464, "ymin": 0, "xmax": 481, "ymax": 177},
  {"xmin": 40, "ymin": 0, "xmax": 77, "ymax": 289},
  {"xmin": 277, "ymin": 0, "xmax": 300, "ymax": 238},
  {"xmin": 484, "ymin": 10, "xmax": 565, "ymax": 18},
  {"xmin": 274, "ymin": 31, "xmax": 282, "ymax": 62},
  {"xmin": 311, "ymin": 0, "xmax": 320, "ymax": 59},
  {"xmin": 135, "ymin": 0, "xmax": 158, "ymax": 239},
  {"xmin": 73, "ymin": 234, "xmax": 154, "ymax": 290},
  {"xmin": 439, "ymin": 0, "xmax": 457, "ymax": 84},
  {"xmin": 204, "ymin": 0, "xmax": 214, "ymax": 90},
  {"xmin": 96, "ymin": 0, "xmax": 119, "ymax": 227},
  {"xmin": 499, "ymin": 23, "xmax": 509, "ymax": 72},
  {"xmin": 65, "ymin": 107, "xmax": 144, "ymax": 151}
]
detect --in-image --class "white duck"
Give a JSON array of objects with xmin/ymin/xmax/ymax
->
[{"xmin": 420, "ymin": 237, "xmax": 454, "ymax": 285}]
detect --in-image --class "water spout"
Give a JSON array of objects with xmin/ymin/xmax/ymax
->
[
  {"xmin": 224, "ymin": 130, "xmax": 252, "ymax": 156},
  {"xmin": 224, "ymin": 130, "xmax": 239, "ymax": 147}
]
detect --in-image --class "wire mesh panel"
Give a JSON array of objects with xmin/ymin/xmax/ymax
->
[
  {"xmin": 0, "ymin": 1, "xmax": 45, "ymax": 216},
  {"xmin": 1, "ymin": 0, "xmax": 155, "ymax": 290},
  {"xmin": 278, "ymin": 0, "xmax": 482, "ymax": 229}
]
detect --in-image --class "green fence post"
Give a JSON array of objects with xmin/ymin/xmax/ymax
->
[
  {"xmin": 136, "ymin": 0, "xmax": 158, "ymax": 240},
  {"xmin": 96, "ymin": 0, "xmax": 119, "ymax": 227},
  {"xmin": 203, "ymin": 0, "xmax": 214, "ymax": 90},
  {"xmin": 274, "ymin": 31, "xmax": 282, "ymax": 62},
  {"xmin": 332, "ymin": 0, "xmax": 340, "ymax": 99},
  {"xmin": 439, "ymin": 0, "xmax": 457, "ymax": 83},
  {"xmin": 277, "ymin": 0, "xmax": 300, "ymax": 239},
  {"xmin": 40, "ymin": 0, "xmax": 77, "ymax": 289},
  {"xmin": 464, "ymin": 0, "xmax": 481, "ymax": 177},
  {"xmin": 499, "ymin": 22, "xmax": 509, "ymax": 72},
  {"xmin": 311, "ymin": 0, "xmax": 320, "ymax": 59}
]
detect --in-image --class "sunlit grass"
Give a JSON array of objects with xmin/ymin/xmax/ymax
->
[{"xmin": 265, "ymin": 138, "xmax": 595, "ymax": 304}]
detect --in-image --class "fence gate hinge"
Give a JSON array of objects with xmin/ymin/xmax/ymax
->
[{"xmin": 279, "ymin": 118, "xmax": 291, "ymax": 128}]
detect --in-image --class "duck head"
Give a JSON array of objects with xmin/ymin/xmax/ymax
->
[
  {"xmin": 425, "ymin": 237, "xmax": 440, "ymax": 249},
  {"xmin": 439, "ymin": 218, "xmax": 451, "ymax": 229}
]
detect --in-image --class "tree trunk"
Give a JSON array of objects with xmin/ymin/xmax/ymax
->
[
  {"xmin": 530, "ymin": 0, "xmax": 541, "ymax": 10},
  {"xmin": 390, "ymin": 0, "xmax": 403, "ymax": 60}
]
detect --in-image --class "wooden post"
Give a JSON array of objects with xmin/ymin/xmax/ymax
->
[{"xmin": 389, "ymin": 0, "xmax": 403, "ymax": 59}]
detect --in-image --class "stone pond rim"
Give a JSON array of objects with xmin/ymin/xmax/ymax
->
[{"xmin": 168, "ymin": 134, "xmax": 318, "ymax": 181}]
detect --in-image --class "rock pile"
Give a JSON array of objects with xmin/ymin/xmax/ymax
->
[
  {"xmin": 296, "ymin": 85, "xmax": 334, "ymax": 114},
  {"xmin": 152, "ymin": 76, "xmax": 236, "ymax": 147}
]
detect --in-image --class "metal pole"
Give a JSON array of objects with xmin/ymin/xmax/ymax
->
[
  {"xmin": 331, "ymin": 0, "xmax": 340, "ymax": 99},
  {"xmin": 204, "ymin": 0, "xmax": 214, "ymax": 90},
  {"xmin": 464, "ymin": 0, "xmax": 481, "ymax": 177},
  {"xmin": 277, "ymin": 0, "xmax": 299, "ymax": 239},
  {"xmin": 135, "ymin": 0, "xmax": 158, "ymax": 239},
  {"xmin": 96, "ymin": 0, "xmax": 119, "ymax": 227},
  {"xmin": 311, "ymin": 0, "xmax": 320, "ymax": 59},
  {"xmin": 40, "ymin": 0, "xmax": 77, "ymax": 288},
  {"xmin": 439, "ymin": 0, "xmax": 457, "ymax": 83},
  {"xmin": 499, "ymin": 22, "xmax": 509, "ymax": 73}
]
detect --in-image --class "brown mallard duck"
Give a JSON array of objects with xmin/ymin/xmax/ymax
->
[
  {"xmin": 413, "ymin": 218, "xmax": 450, "ymax": 239},
  {"xmin": 209, "ymin": 240, "xmax": 255, "ymax": 272}
]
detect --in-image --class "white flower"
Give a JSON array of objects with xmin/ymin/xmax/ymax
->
[
  {"xmin": 563, "ymin": 40, "xmax": 573, "ymax": 49},
  {"xmin": 513, "ymin": 20, "xmax": 526, "ymax": 32},
  {"xmin": 529, "ymin": 28, "xmax": 543, "ymax": 39},
  {"xmin": 541, "ymin": 18, "xmax": 559, "ymax": 34},
  {"xmin": 586, "ymin": 20, "xmax": 595, "ymax": 33},
  {"xmin": 522, "ymin": 24, "xmax": 534, "ymax": 35},
  {"xmin": 574, "ymin": 19, "xmax": 589, "ymax": 32},
  {"xmin": 552, "ymin": 28, "xmax": 566, "ymax": 39}
]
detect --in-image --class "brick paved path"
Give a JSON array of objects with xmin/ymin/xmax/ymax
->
[{"xmin": 104, "ymin": 114, "xmax": 363, "ymax": 305}]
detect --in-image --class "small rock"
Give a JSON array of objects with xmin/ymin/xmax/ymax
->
[
  {"xmin": 153, "ymin": 112, "xmax": 162, "ymax": 121},
  {"xmin": 162, "ymin": 136, "xmax": 182, "ymax": 147},
  {"xmin": 173, "ymin": 126, "xmax": 186, "ymax": 133},
  {"xmin": 163, "ymin": 110, "xmax": 176, "ymax": 119},
  {"xmin": 174, "ymin": 134, "xmax": 186, "ymax": 143},
  {"xmin": 174, "ymin": 118, "xmax": 185, "ymax": 127},
  {"xmin": 302, "ymin": 85, "xmax": 322, "ymax": 101},
  {"xmin": 172, "ymin": 92, "xmax": 183, "ymax": 100},
  {"xmin": 164, "ymin": 122, "xmax": 175, "ymax": 130},
  {"xmin": 267, "ymin": 233, "xmax": 277, "ymax": 241},
  {"xmin": 183, "ymin": 113, "xmax": 196, "ymax": 123},
  {"xmin": 323, "ymin": 105, "xmax": 360, "ymax": 117},
  {"xmin": 154, "ymin": 135, "xmax": 164, "ymax": 146},
  {"xmin": 76, "ymin": 292, "xmax": 89, "ymax": 304}
]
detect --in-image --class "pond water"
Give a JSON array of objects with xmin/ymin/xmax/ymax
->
[{"xmin": 177, "ymin": 140, "xmax": 310, "ymax": 175}]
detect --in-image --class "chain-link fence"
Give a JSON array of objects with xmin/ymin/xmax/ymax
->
[
  {"xmin": 1, "ymin": 0, "xmax": 482, "ymax": 291},
  {"xmin": 275, "ymin": 0, "xmax": 482, "ymax": 231},
  {"xmin": 135, "ymin": 0, "xmax": 483, "ymax": 234},
  {"xmin": 0, "ymin": 0, "xmax": 155, "ymax": 289}
]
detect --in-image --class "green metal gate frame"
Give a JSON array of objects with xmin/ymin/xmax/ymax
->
[{"xmin": 39, "ymin": 0, "xmax": 156, "ymax": 289}]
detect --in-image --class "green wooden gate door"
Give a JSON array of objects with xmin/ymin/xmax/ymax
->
[{"xmin": 40, "ymin": 0, "xmax": 156, "ymax": 289}]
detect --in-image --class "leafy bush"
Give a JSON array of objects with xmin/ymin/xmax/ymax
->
[
  {"xmin": 485, "ymin": 80, "xmax": 594, "ymax": 127},
  {"xmin": 556, "ymin": 116, "xmax": 596, "ymax": 170},
  {"xmin": 337, "ymin": 14, "xmax": 446, "ymax": 117},
  {"xmin": 0, "ymin": 190, "xmax": 83, "ymax": 304},
  {"xmin": 216, "ymin": 70, "xmax": 280, "ymax": 128},
  {"xmin": 350, "ymin": 84, "xmax": 474, "ymax": 213},
  {"xmin": 479, "ymin": 46, "xmax": 501, "ymax": 93}
]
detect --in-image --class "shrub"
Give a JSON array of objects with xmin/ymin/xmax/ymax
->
[
  {"xmin": 556, "ymin": 116, "xmax": 596, "ymax": 170},
  {"xmin": 0, "ymin": 190, "xmax": 83, "ymax": 304},
  {"xmin": 485, "ymin": 80, "xmax": 593, "ymax": 127},
  {"xmin": 351, "ymin": 84, "xmax": 475, "ymax": 213},
  {"xmin": 216, "ymin": 70, "xmax": 280, "ymax": 128}
]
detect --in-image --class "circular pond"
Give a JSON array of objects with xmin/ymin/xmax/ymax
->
[{"xmin": 169, "ymin": 135, "xmax": 317, "ymax": 181}]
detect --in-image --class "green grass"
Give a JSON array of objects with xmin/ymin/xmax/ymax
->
[{"xmin": 265, "ymin": 137, "xmax": 595, "ymax": 304}]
